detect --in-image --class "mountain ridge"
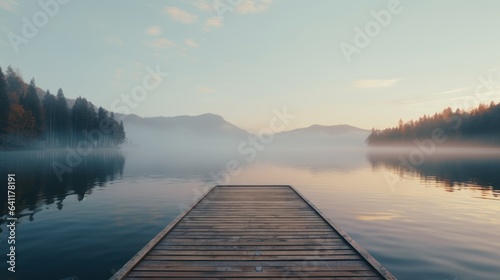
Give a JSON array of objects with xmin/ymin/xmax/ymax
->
[
  {"xmin": 280, "ymin": 124, "xmax": 369, "ymax": 135},
  {"xmin": 117, "ymin": 112, "xmax": 368, "ymax": 136}
]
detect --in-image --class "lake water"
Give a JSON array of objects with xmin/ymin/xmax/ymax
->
[{"xmin": 0, "ymin": 147, "xmax": 499, "ymax": 280}]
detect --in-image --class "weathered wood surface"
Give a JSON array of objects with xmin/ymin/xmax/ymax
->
[{"xmin": 110, "ymin": 185, "xmax": 396, "ymax": 279}]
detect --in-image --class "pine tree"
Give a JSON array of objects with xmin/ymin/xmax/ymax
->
[
  {"xmin": 117, "ymin": 120, "xmax": 126, "ymax": 145},
  {"xmin": 97, "ymin": 107, "xmax": 108, "ymax": 146},
  {"xmin": 42, "ymin": 90, "xmax": 57, "ymax": 147},
  {"xmin": 5, "ymin": 66, "xmax": 25, "ymax": 99},
  {"xmin": 71, "ymin": 97, "xmax": 84, "ymax": 145},
  {"xmin": 0, "ymin": 67, "xmax": 9, "ymax": 135},
  {"xmin": 71, "ymin": 97, "xmax": 97, "ymax": 145},
  {"xmin": 55, "ymin": 88, "xmax": 70, "ymax": 146},
  {"xmin": 21, "ymin": 78, "xmax": 43, "ymax": 137},
  {"xmin": 97, "ymin": 107, "xmax": 107, "ymax": 122}
]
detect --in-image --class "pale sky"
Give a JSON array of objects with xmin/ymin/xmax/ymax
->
[{"xmin": 1, "ymin": 0, "xmax": 500, "ymax": 132}]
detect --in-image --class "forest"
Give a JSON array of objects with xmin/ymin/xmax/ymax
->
[
  {"xmin": 367, "ymin": 102, "xmax": 500, "ymax": 145},
  {"xmin": 0, "ymin": 66, "xmax": 126, "ymax": 149}
]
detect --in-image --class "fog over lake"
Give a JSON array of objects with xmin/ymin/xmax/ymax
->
[{"xmin": 1, "ymin": 124, "xmax": 499, "ymax": 279}]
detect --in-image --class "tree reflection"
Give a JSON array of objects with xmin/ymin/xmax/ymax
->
[
  {"xmin": 367, "ymin": 149, "xmax": 500, "ymax": 196},
  {"xmin": 0, "ymin": 150, "xmax": 125, "ymax": 224}
]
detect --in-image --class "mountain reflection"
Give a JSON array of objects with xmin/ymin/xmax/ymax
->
[
  {"xmin": 0, "ymin": 150, "xmax": 125, "ymax": 224},
  {"xmin": 367, "ymin": 148, "xmax": 500, "ymax": 195}
]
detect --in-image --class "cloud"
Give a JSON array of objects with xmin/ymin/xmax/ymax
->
[
  {"xmin": 185, "ymin": 39, "xmax": 198, "ymax": 48},
  {"xmin": 145, "ymin": 38, "xmax": 175, "ymax": 49},
  {"xmin": 198, "ymin": 86, "xmax": 215, "ymax": 93},
  {"xmin": 0, "ymin": 0, "xmax": 19, "ymax": 11},
  {"xmin": 193, "ymin": 0, "xmax": 272, "ymax": 15},
  {"xmin": 145, "ymin": 26, "xmax": 162, "ymax": 36},
  {"xmin": 389, "ymin": 87, "xmax": 474, "ymax": 106},
  {"xmin": 434, "ymin": 86, "xmax": 472, "ymax": 96},
  {"xmin": 163, "ymin": 6, "xmax": 197, "ymax": 24},
  {"xmin": 107, "ymin": 36, "xmax": 123, "ymax": 46},
  {"xmin": 205, "ymin": 17, "xmax": 222, "ymax": 30},
  {"xmin": 236, "ymin": 0, "xmax": 273, "ymax": 14},
  {"xmin": 192, "ymin": 0, "xmax": 212, "ymax": 11},
  {"xmin": 352, "ymin": 78, "xmax": 400, "ymax": 89}
]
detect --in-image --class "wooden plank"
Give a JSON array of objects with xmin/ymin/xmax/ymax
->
[
  {"xmin": 133, "ymin": 260, "xmax": 373, "ymax": 271},
  {"xmin": 159, "ymin": 240, "xmax": 347, "ymax": 246},
  {"xmin": 176, "ymin": 223, "xmax": 326, "ymax": 226},
  {"xmin": 186, "ymin": 213, "xmax": 316, "ymax": 220},
  {"xmin": 127, "ymin": 270, "xmax": 378, "ymax": 277},
  {"xmin": 176, "ymin": 220, "xmax": 327, "ymax": 223},
  {"xmin": 148, "ymin": 249, "xmax": 358, "ymax": 256},
  {"xmin": 112, "ymin": 185, "xmax": 395, "ymax": 280},
  {"xmin": 165, "ymin": 229, "xmax": 336, "ymax": 233},
  {"xmin": 179, "ymin": 218, "xmax": 326, "ymax": 222},
  {"xmin": 174, "ymin": 224, "xmax": 329, "ymax": 228},
  {"xmin": 125, "ymin": 277, "xmax": 382, "ymax": 280},
  {"xmin": 135, "ymin": 259, "xmax": 375, "ymax": 268},
  {"xmin": 171, "ymin": 225, "xmax": 333, "ymax": 230},
  {"xmin": 165, "ymin": 234, "xmax": 339, "ymax": 239},
  {"xmin": 169, "ymin": 229, "xmax": 340, "ymax": 233},
  {"xmin": 191, "ymin": 209, "xmax": 313, "ymax": 211},
  {"xmin": 143, "ymin": 255, "xmax": 362, "ymax": 261},
  {"xmin": 124, "ymin": 277, "xmax": 382, "ymax": 280},
  {"xmin": 153, "ymin": 245, "xmax": 352, "ymax": 250}
]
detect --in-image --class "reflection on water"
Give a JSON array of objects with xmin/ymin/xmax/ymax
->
[
  {"xmin": 356, "ymin": 212, "xmax": 401, "ymax": 221},
  {"xmin": 0, "ymin": 150, "xmax": 125, "ymax": 224},
  {"xmin": 367, "ymin": 148, "xmax": 500, "ymax": 198},
  {"xmin": 0, "ymin": 147, "xmax": 499, "ymax": 280}
]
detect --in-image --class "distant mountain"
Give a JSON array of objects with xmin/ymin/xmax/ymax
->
[
  {"xmin": 279, "ymin": 124, "xmax": 369, "ymax": 136},
  {"xmin": 119, "ymin": 113, "xmax": 249, "ymax": 151},
  {"xmin": 271, "ymin": 124, "xmax": 370, "ymax": 148},
  {"xmin": 117, "ymin": 112, "xmax": 369, "ymax": 150},
  {"xmin": 122, "ymin": 113, "xmax": 248, "ymax": 137}
]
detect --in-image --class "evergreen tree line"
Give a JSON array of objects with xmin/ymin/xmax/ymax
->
[
  {"xmin": 367, "ymin": 102, "xmax": 500, "ymax": 145},
  {"xmin": 0, "ymin": 66, "xmax": 126, "ymax": 148}
]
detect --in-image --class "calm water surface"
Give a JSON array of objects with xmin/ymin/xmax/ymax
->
[{"xmin": 0, "ymin": 147, "xmax": 499, "ymax": 280}]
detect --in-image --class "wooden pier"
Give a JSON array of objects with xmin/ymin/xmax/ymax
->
[{"xmin": 111, "ymin": 185, "xmax": 396, "ymax": 279}]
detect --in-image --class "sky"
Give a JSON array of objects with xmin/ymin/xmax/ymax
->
[{"xmin": 1, "ymin": 0, "xmax": 500, "ymax": 132}]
